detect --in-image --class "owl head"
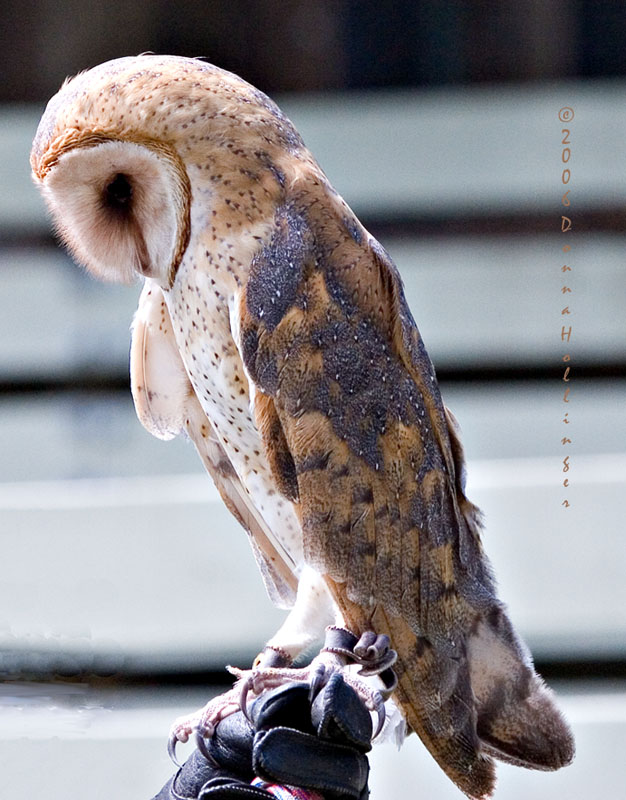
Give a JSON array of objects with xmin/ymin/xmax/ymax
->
[{"xmin": 31, "ymin": 55, "xmax": 304, "ymax": 289}]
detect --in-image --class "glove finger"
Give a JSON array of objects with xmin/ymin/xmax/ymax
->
[
  {"xmin": 253, "ymin": 727, "xmax": 369, "ymax": 800},
  {"xmin": 251, "ymin": 682, "xmax": 316, "ymax": 736},
  {"xmin": 311, "ymin": 673, "xmax": 372, "ymax": 752},
  {"xmin": 200, "ymin": 711, "xmax": 256, "ymax": 780}
]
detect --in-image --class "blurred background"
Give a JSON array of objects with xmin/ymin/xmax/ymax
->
[{"xmin": 1, "ymin": 2, "xmax": 625, "ymax": 798}]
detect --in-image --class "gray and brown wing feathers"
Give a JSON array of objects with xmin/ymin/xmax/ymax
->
[{"xmin": 236, "ymin": 175, "xmax": 574, "ymax": 798}]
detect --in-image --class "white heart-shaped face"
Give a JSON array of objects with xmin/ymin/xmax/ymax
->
[{"xmin": 42, "ymin": 139, "xmax": 189, "ymax": 287}]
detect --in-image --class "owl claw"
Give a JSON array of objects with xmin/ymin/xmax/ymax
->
[
  {"xmin": 167, "ymin": 732, "xmax": 182, "ymax": 768},
  {"xmin": 308, "ymin": 658, "xmax": 329, "ymax": 701},
  {"xmin": 232, "ymin": 652, "xmax": 388, "ymax": 742},
  {"xmin": 195, "ymin": 728, "xmax": 220, "ymax": 767},
  {"xmin": 167, "ymin": 684, "xmax": 242, "ymax": 767},
  {"xmin": 167, "ymin": 631, "xmax": 393, "ymax": 766},
  {"xmin": 371, "ymin": 693, "xmax": 386, "ymax": 740},
  {"xmin": 238, "ymin": 674, "xmax": 255, "ymax": 724}
]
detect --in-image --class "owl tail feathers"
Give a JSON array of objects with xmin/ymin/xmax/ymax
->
[
  {"xmin": 327, "ymin": 585, "xmax": 573, "ymax": 799},
  {"xmin": 477, "ymin": 675, "xmax": 575, "ymax": 771},
  {"xmin": 469, "ymin": 608, "xmax": 575, "ymax": 772},
  {"xmin": 370, "ymin": 607, "xmax": 497, "ymax": 800}
]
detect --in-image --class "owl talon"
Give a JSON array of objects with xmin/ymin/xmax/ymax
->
[
  {"xmin": 372, "ymin": 694, "xmax": 386, "ymax": 740},
  {"xmin": 195, "ymin": 728, "xmax": 220, "ymax": 768},
  {"xmin": 308, "ymin": 659, "xmax": 329, "ymax": 701},
  {"xmin": 238, "ymin": 674, "xmax": 255, "ymax": 724},
  {"xmin": 234, "ymin": 648, "xmax": 387, "ymax": 743},
  {"xmin": 167, "ymin": 684, "xmax": 243, "ymax": 766},
  {"xmin": 167, "ymin": 733, "xmax": 183, "ymax": 768}
]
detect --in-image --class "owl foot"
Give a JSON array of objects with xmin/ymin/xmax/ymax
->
[
  {"xmin": 167, "ymin": 686, "xmax": 242, "ymax": 767},
  {"xmin": 235, "ymin": 627, "xmax": 397, "ymax": 740},
  {"xmin": 167, "ymin": 628, "xmax": 397, "ymax": 766}
]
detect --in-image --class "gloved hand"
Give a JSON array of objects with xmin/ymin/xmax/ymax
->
[{"xmin": 152, "ymin": 673, "xmax": 372, "ymax": 800}]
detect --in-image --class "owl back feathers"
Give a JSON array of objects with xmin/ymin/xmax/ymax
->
[{"xmin": 237, "ymin": 176, "xmax": 574, "ymax": 798}]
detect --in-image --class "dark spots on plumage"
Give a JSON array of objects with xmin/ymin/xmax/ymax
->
[
  {"xmin": 246, "ymin": 205, "xmax": 310, "ymax": 329},
  {"xmin": 354, "ymin": 540, "xmax": 376, "ymax": 558},
  {"xmin": 216, "ymin": 458, "xmax": 237, "ymax": 478},
  {"xmin": 332, "ymin": 464, "xmax": 350, "ymax": 479},
  {"xmin": 352, "ymin": 486, "xmax": 374, "ymax": 505},
  {"xmin": 440, "ymin": 583, "xmax": 459, "ymax": 600},
  {"xmin": 413, "ymin": 636, "xmax": 432, "ymax": 659},
  {"xmin": 335, "ymin": 520, "xmax": 352, "ymax": 536},
  {"xmin": 297, "ymin": 450, "xmax": 331, "ymax": 474},
  {"xmin": 239, "ymin": 167, "xmax": 259, "ymax": 182},
  {"xmin": 486, "ymin": 604, "xmax": 503, "ymax": 631}
]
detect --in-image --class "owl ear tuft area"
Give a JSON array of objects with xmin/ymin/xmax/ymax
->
[{"xmin": 40, "ymin": 138, "xmax": 191, "ymax": 288}]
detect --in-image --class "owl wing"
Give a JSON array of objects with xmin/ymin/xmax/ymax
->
[
  {"xmin": 130, "ymin": 281, "xmax": 297, "ymax": 608},
  {"xmin": 235, "ymin": 184, "xmax": 573, "ymax": 798}
]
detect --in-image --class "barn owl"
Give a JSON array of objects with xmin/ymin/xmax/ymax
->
[{"xmin": 31, "ymin": 55, "xmax": 574, "ymax": 799}]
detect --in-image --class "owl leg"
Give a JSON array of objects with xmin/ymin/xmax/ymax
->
[
  {"xmin": 235, "ymin": 626, "xmax": 397, "ymax": 740},
  {"xmin": 167, "ymin": 567, "xmax": 334, "ymax": 764},
  {"xmin": 255, "ymin": 565, "xmax": 337, "ymax": 667},
  {"xmin": 237, "ymin": 570, "xmax": 397, "ymax": 738},
  {"xmin": 169, "ymin": 570, "xmax": 397, "ymax": 762}
]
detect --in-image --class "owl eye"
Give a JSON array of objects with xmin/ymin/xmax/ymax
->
[{"xmin": 103, "ymin": 173, "xmax": 133, "ymax": 217}]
